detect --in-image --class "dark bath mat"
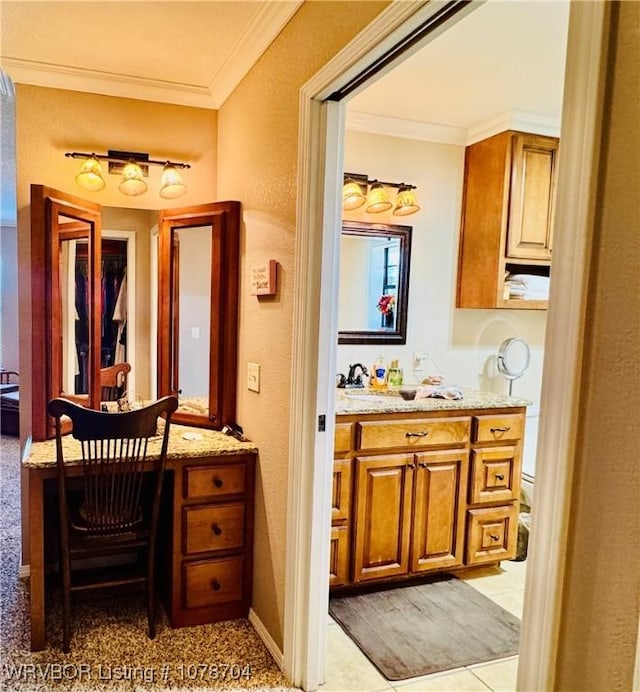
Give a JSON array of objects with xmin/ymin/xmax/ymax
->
[{"xmin": 328, "ymin": 575, "xmax": 520, "ymax": 681}]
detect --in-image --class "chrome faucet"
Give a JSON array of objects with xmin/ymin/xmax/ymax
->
[{"xmin": 346, "ymin": 363, "xmax": 368, "ymax": 388}]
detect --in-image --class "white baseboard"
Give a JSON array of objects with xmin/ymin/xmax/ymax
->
[
  {"xmin": 19, "ymin": 564, "xmax": 30, "ymax": 579},
  {"xmin": 248, "ymin": 607, "xmax": 284, "ymax": 671}
]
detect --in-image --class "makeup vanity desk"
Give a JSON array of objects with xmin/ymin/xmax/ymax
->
[{"xmin": 24, "ymin": 424, "xmax": 257, "ymax": 651}]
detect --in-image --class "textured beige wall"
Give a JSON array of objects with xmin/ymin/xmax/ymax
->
[
  {"xmin": 555, "ymin": 2, "xmax": 640, "ymax": 689},
  {"xmin": 15, "ymin": 85, "xmax": 217, "ymax": 438},
  {"xmin": 217, "ymin": 0, "xmax": 389, "ymax": 648}
]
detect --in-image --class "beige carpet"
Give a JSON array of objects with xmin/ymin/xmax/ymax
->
[{"xmin": 0, "ymin": 435, "xmax": 298, "ymax": 691}]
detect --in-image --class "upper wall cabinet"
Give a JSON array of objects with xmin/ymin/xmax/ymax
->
[{"xmin": 456, "ymin": 131, "xmax": 559, "ymax": 310}]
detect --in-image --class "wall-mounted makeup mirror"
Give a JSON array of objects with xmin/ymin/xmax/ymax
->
[
  {"xmin": 31, "ymin": 186, "xmax": 240, "ymax": 439},
  {"xmin": 158, "ymin": 201, "xmax": 240, "ymax": 429},
  {"xmin": 338, "ymin": 220, "xmax": 412, "ymax": 345}
]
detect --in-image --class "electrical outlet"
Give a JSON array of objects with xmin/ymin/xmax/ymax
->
[
  {"xmin": 413, "ymin": 351, "xmax": 427, "ymax": 370},
  {"xmin": 247, "ymin": 362, "xmax": 260, "ymax": 392}
]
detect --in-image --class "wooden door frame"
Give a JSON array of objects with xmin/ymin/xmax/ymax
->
[{"xmin": 283, "ymin": 1, "xmax": 613, "ymax": 690}]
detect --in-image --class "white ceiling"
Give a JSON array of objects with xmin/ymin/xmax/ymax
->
[{"xmin": 0, "ymin": 0, "xmax": 570, "ymax": 224}]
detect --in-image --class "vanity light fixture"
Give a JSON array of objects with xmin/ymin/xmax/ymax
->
[
  {"xmin": 342, "ymin": 176, "xmax": 367, "ymax": 210},
  {"xmin": 65, "ymin": 150, "xmax": 191, "ymax": 199},
  {"xmin": 343, "ymin": 172, "xmax": 420, "ymax": 216},
  {"xmin": 392, "ymin": 185, "xmax": 421, "ymax": 216}
]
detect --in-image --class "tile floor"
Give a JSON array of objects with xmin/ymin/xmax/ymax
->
[{"xmin": 321, "ymin": 559, "xmax": 527, "ymax": 692}]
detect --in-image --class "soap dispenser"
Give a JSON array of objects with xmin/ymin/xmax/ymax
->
[{"xmin": 371, "ymin": 353, "xmax": 388, "ymax": 389}]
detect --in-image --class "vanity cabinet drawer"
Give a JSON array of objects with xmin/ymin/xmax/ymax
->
[
  {"xmin": 332, "ymin": 458, "xmax": 352, "ymax": 523},
  {"xmin": 465, "ymin": 505, "xmax": 518, "ymax": 565},
  {"xmin": 473, "ymin": 414, "xmax": 523, "ymax": 444},
  {"xmin": 334, "ymin": 423, "xmax": 353, "ymax": 454},
  {"xmin": 357, "ymin": 417, "xmax": 470, "ymax": 451},
  {"xmin": 183, "ymin": 503, "xmax": 245, "ymax": 555},
  {"xmin": 469, "ymin": 447, "xmax": 521, "ymax": 505},
  {"xmin": 184, "ymin": 463, "xmax": 246, "ymax": 500},
  {"xmin": 183, "ymin": 556, "xmax": 244, "ymax": 609}
]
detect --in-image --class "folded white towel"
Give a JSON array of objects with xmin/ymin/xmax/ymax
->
[
  {"xmin": 507, "ymin": 274, "xmax": 550, "ymax": 290},
  {"xmin": 416, "ymin": 385, "xmax": 463, "ymax": 400}
]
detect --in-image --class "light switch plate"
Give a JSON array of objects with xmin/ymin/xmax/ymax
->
[{"xmin": 247, "ymin": 362, "xmax": 260, "ymax": 392}]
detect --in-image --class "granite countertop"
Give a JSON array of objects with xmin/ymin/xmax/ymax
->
[
  {"xmin": 335, "ymin": 387, "xmax": 531, "ymax": 416},
  {"xmin": 24, "ymin": 421, "xmax": 258, "ymax": 468}
]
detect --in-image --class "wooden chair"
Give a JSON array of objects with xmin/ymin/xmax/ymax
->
[
  {"xmin": 0, "ymin": 369, "xmax": 19, "ymax": 384},
  {"xmin": 99, "ymin": 362, "xmax": 131, "ymax": 402},
  {"xmin": 47, "ymin": 395, "xmax": 179, "ymax": 652}
]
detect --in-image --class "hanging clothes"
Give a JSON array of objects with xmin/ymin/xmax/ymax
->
[{"xmin": 112, "ymin": 270, "xmax": 127, "ymax": 365}]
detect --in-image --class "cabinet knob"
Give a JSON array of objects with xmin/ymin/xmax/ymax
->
[
  {"xmin": 419, "ymin": 462, "xmax": 428, "ymax": 468},
  {"xmin": 490, "ymin": 426, "xmax": 510, "ymax": 433},
  {"xmin": 406, "ymin": 431, "xmax": 429, "ymax": 438},
  {"xmin": 213, "ymin": 477, "xmax": 223, "ymax": 488},
  {"xmin": 495, "ymin": 473, "xmax": 505, "ymax": 481},
  {"xmin": 211, "ymin": 523, "xmax": 222, "ymax": 536},
  {"xmin": 211, "ymin": 580, "xmax": 221, "ymax": 591},
  {"xmin": 490, "ymin": 534, "xmax": 500, "ymax": 541}
]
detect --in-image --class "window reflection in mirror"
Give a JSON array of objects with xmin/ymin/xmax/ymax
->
[
  {"xmin": 338, "ymin": 221, "xmax": 411, "ymax": 345},
  {"xmin": 171, "ymin": 225, "xmax": 212, "ymax": 411}
]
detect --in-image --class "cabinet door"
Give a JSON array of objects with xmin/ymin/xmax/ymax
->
[
  {"xmin": 329, "ymin": 525, "xmax": 350, "ymax": 588},
  {"xmin": 411, "ymin": 450, "xmax": 468, "ymax": 572},
  {"xmin": 332, "ymin": 458, "xmax": 352, "ymax": 523},
  {"xmin": 507, "ymin": 133, "xmax": 558, "ymax": 261},
  {"xmin": 353, "ymin": 454, "xmax": 414, "ymax": 582}
]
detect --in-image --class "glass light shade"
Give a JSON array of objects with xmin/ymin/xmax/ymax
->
[
  {"xmin": 159, "ymin": 164, "xmax": 187, "ymax": 199},
  {"xmin": 342, "ymin": 179, "xmax": 366, "ymax": 210},
  {"xmin": 118, "ymin": 161, "xmax": 147, "ymax": 196},
  {"xmin": 365, "ymin": 183, "xmax": 392, "ymax": 213},
  {"xmin": 392, "ymin": 187, "xmax": 421, "ymax": 216},
  {"xmin": 75, "ymin": 156, "xmax": 105, "ymax": 192}
]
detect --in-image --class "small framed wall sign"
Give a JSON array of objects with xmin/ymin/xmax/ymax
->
[{"xmin": 250, "ymin": 260, "xmax": 277, "ymax": 296}]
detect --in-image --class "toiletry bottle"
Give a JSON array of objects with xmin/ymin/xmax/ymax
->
[
  {"xmin": 371, "ymin": 353, "xmax": 388, "ymax": 389},
  {"xmin": 388, "ymin": 359, "xmax": 403, "ymax": 386}
]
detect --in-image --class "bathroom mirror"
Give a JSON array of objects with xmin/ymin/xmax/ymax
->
[
  {"xmin": 338, "ymin": 220, "xmax": 411, "ymax": 345},
  {"xmin": 158, "ymin": 201, "xmax": 240, "ymax": 429},
  {"xmin": 31, "ymin": 185, "xmax": 240, "ymax": 439},
  {"xmin": 497, "ymin": 337, "xmax": 531, "ymax": 394}
]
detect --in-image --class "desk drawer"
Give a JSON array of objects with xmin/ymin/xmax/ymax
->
[
  {"xmin": 473, "ymin": 414, "xmax": 523, "ymax": 444},
  {"xmin": 183, "ymin": 556, "xmax": 244, "ymax": 609},
  {"xmin": 184, "ymin": 464, "xmax": 246, "ymax": 500},
  {"xmin": 183, "ymin": 503, "xmax": 245, "ymax": 555},
  {"xmin": 357, "ymin": 417, "xmax": 470, "ymax": 451}
]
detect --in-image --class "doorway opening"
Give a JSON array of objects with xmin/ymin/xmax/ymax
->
[{"xmin": 284, "ymin": 2, "xmax": 610, "ymax": 691}]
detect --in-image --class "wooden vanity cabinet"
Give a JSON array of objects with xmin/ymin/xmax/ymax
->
[
  {"xmin": 166, "ymin": 452, "xmax": 255, "ymax": 627},
  {"xmin": 330, "ymin": 423, "xmax": 352, "ymax": 587},
  {"xmin": 456, "ymin": 130, "xmax": 558, "ymax": 310},
  {"xmin": 331, "ymin": 407, "xmax": 524, "ymax": 590}
]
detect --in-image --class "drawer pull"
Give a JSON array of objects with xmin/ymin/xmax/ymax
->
[
  {"xmin": 211, "ymin": 523, "xmax": 223, "ymax": 536},
  {"xmin": 211, "ymin": 579, "xmax": 221, "ymax": 591},
  {"xmin": 407, "ymin": 463, "xmax": 416, "ymax": 470},
  {"xmin": 490, "ymin": 534, "xmax": 500, "ymax": 541},
  {"xmin": 495, "ymin": 473, "xmax": 505, "ymax": 481},
  {"xmin": 213, "ymin": 477, "xmax": 224, "ymax": 488},
  {"xmin": 406, "ymin": 431, "xmax": 429, "ymax": 438},
  {"xmin": 490, "ymin": 426, "xmax": 510, "ymax": 433}
]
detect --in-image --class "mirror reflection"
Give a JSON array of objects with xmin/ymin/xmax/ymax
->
[
  {"xmin": 172, "ymin": 225, "xmax": 212, "ymax": 409},
  {"xmin": 338, "ymin": 221, "xmax": 412, "ymax": 345}
]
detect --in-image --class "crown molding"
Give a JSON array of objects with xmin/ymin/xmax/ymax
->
[
  {"xmin": 208, "ymin": 1, "xmax": 303, "ymax": 108},
  {"xmin": 466, "ymin": 110, "xmax": 561, "ymax": 144},
  {"xmin": 0, "ymin": 1, "xmax": 302, "ymax": 110},
  {"xmin": 346, "ymin": 110, "xmax": 467, "ymax": 145},
  {"xmin": 346, "ymin": 109, "xmax": 561, "ymax": 146},
  {"xmin": 0, "ymin": 57, "xmax": 215, "ymax": 109}
]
